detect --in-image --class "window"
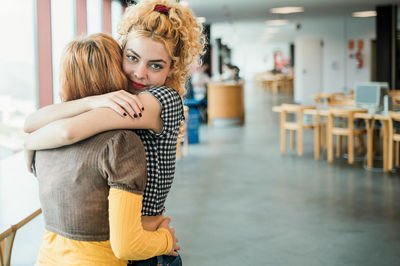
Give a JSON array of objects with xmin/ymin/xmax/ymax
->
[
  {"xmin": 111, "ymin": 0, "xmax": 123, "ymax": 39},
  {"xmin": 51, "ymin": 0, "xmax": 75, "ymax": 104},
  {"xmin": 87, "ymin": 0, "xmax": 103, "ymax": 35},
  {"xmin": 0, "ymin": 0, "xmax": 36, "ymax": 157}
]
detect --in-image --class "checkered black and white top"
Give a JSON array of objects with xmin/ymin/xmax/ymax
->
[{"xmin": 136, "ymin": 86, "xmax": 184, "ymax": 216}]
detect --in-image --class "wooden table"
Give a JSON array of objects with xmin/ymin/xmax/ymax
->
[
  {"xmin": 255, "ymin": 73, "xmax": 293, "ymax": 94},
  {"xmin": 274, "ymin": 105, "xmax": 392, "ymax": 172},
  {"xmin": 207, "ymin": 82, "xmax": 245, "ymax": 126},
  {"xmin": 304, "ymin": 109, "xmax": 390, "ymax": 172}
]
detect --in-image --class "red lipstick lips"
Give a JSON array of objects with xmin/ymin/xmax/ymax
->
[{"xmin": 131, "ymin": 81, "xmax": 146, "ymax": 89}]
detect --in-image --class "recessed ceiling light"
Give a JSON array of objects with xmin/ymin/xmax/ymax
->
[
  {"xmin": 352, "ymin": 10, "xmax": 377, "ymax": 17},
  {"xmin": 265, "ymin": 19, "xmax": 289, "ymax": 26},
  {"xmin": 196, "ymin": 17, "xmax": 206, "ymax": 23},
  {"xmin": 270, "ymin": 6, "xmax": 304, "ymax": 14}
]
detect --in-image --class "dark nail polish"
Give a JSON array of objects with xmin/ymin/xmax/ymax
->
[
  {"xmin": 139, "ymin": 113, "xmax": 142, "ymax": 117},
  {"xmin": 123, "ymin": 113, "xmax": 127, "ymax": 116},
  {"xmin": 141, "ymin": 107, "xmax": 144, "ymax": 111},
  {"xmin": 134, "ymin": 114, "xmax": 138, "ymax": 118}
]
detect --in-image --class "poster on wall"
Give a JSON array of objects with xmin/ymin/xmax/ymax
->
[
  {"xmin": 348, "ymin": 39, "xmax": 364, "ymax": 69},
  {"xmin": 273, "ymin": 51, "xmax": 284, "ymax": 71}
]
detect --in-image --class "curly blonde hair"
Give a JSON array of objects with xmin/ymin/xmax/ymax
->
[{"xmin": 117, "ymin": 0, "xmax": 206, "ymax": 96}]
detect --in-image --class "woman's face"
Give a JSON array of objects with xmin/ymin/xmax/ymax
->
[{"xmin": 123, "ymin": 36, "xmax": 172, "ymax": 92}]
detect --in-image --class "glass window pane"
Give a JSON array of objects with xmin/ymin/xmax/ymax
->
[
  {"xmin": 51, "ymin": 0, "xmax": 75, "ymax": 103},
  {"xmin": 111, "ymin": 0, "xmax": 123, "ymax": 39},
  {"xmin": 0, "ymin": 0, "xmax": 36, "ymax": 156},
  {"xmin": 87, "ymin": 0, "xmax": 103, "ymax": 34}
]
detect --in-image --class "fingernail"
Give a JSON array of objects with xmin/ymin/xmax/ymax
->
[
  {"xmin": 123, "ymin": 113, "xmax": 127, "ymax": 116},
  {"xmin": 141, "ymin": 107, "xmax": 144, "ymax": 111},
  {"xmin": 134, "ymin": 114, "xmax": 138, "ymax": 118},
  {"xmin": 139, "ymin": 113, "xmax": 142, "ymax": 117}
]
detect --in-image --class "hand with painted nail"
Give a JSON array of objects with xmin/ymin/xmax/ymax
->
[{"xmin": 89, "ymin": 90, "xmax": 144, "ymax": 118}]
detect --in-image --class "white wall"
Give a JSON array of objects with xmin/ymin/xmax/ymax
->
[
  {"xmin": 232, "ymin": 42, "xmax": 290, "ymax": 81},
  {"xmin": 211, "ymin": 22, "xmax": 290, "ymax": 81},
  {"xmin": 211, "ymin": 16, "xmax": 375, "ymax": 97}
]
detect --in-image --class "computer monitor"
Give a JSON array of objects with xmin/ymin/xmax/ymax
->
[{"xmin": 354, "ymin": 82, "xmax": 390, "ymax": 113}]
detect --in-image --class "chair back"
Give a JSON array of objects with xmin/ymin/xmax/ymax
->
[
  {"xmin": 388, "ymin": 111, "xmax": 400, "ymax": 170},
  {"xmin": 389, "ymin": 91, "xmax": 400, "ymax": 108},
  {"xmin": 389, "ymin": 111, "xmax": 400, "ymax": 141},
  {"xmin": 280, "ymin": 104, "xmax": 315, "ymax": 128},
  {"xmin": 327, "ymin": 108, "xmax": 367, "ymax": 164},
  {"xmin": 0, "ymin": 209, "xmax": 42, "ymax": 266}
]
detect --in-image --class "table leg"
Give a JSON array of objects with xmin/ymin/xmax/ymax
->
[
  {"xmin": 314, "ymin": 116, "xmax": 320, "ymax": 160},
  {"xmin": 327, "ymin": 116, "xmax": 334, "ymax": 163},
  {"xmin": 365, "ymin": 118, "xmax": 375, "ymax": 169},
  {"xmin": 280, "ymin": 113, "xmax": 286, "ymax": 155},
  {"xmin": 382, "ymin": 120, "xmax": 389, "ymax": 172}
]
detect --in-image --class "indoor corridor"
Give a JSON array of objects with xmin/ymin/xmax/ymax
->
[
  {"xmin": 168, "ymin": 82, "xmax": 400, "ymax": 266},
  {"xmin": 9, "ymin": 81, "xmax": 400, "ymax": 266}
]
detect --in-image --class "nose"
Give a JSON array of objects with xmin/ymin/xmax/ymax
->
[{"xmin": 134, "ymin": 63, "xmax": 147, "ymax": 80}]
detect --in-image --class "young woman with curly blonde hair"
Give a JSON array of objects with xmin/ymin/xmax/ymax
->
[{"xmin": 25, "ymin": 0, "xmax": 205, "ymax": 265}]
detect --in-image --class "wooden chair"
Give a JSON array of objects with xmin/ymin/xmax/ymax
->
[
  {"xmin": 314, "ymin": 92, "xmax": 345, "ymax": 105},
  {"xmin": 327, "ymin": 108, "xmax": 367, "ymax": 164},
  {"xmin": 0, "ymin": 209, "xmax": 42, "ymax": 266},
  {"xmin": 176, "ymin": 106, "xmax": 189, "ymax": 160},
  {"xmin": 279, "ymin": 104, "xmax": 315, "ymax": 156},
  {"xmin": 389, "ymin": 90, "xmax": 400, "ymax": 108},
  {"xmin": 388, "ymin": 111, "xmax": 400, "ymax": 170}
]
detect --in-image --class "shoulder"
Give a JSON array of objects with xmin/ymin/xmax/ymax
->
[
  {"xmin": 100, "ymin": 130, "xmax": 147, "ymax": 194},
  {"xmin": 141, "ymin": 86, "xmax": 181, "ymax": 103},
  {"xmin": 102, "ymin": 130, "xmax": 144, "ymax": 156},
  {"xmin": 89, "ymin": 130, "xmax": 142, "ymax": 148},
  {"xmin": 107, "ymin": 130, "xmax": 141, "ymax": 144}
]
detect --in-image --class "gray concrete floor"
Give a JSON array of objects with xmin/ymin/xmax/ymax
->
[
  {"xmin": 168, "ymin": 83, "xmax": 400, "ymax": 266},
  {"xmin": 10, "ymin": 82, "xmax": 400, "ymax": 265}
]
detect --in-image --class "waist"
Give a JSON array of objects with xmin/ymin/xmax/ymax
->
[{"xmin": 36, "ymin": 231, "xmax": 126, "ymax": 266}]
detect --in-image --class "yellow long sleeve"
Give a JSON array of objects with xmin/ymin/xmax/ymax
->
[{"xmin": 108, "ymin": 188, "xmax": 173, "ymax": 260}]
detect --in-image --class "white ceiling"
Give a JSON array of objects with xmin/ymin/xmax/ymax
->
[{"xmin": 186, "ymin": 0, "xmax": 400, "ymax": 23}]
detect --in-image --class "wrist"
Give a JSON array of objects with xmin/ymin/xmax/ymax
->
[{"xmin": 83, "ymin": 96, "xmax": 95, "ymax": 110}]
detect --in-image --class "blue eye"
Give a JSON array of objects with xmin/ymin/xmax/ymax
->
[
  {"xmin": 151, "ymin": 64, "xmax": 163, "ymax": 70},
  {"xmin": 127, "ymin": 55, "xmax": 138, "ymax": 62}
]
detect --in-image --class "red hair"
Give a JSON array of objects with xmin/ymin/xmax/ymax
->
[{"xmin": 59, "ymin": 33, "xmax": 128, "ymax": 101}]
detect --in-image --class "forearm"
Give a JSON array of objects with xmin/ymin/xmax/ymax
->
[
  {"xmin": 25, "ymin": 94, "xmax": 162, "ymax": 150},
  {"xmin": 24, "ymin": 119, "xmax": 76, "ymax": 150},
  {"xmin": 109, "ymin": 189, "xmax": 172, "ymax": 260},
  {"xmin": 24, "ymin": 97, "xmax": 92, "ymax": 133}
]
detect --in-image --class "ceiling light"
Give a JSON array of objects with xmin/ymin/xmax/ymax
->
[
  {"xmin": 270, "ymin": 6, "xmax": 304, "ymax": 14},
  {"xmin": 196, "ymin": 17, "xmax": 206, "ymax": 23},
  {"xmin": 264, "ymin": 28, "xmax": 279, "ymax": 34},
  {"xmin": 266, "ymin": 19, "xmax": 289, "ymax": 26},
  {"xmin": 352, "ymin": 11, "xmax": 377, "ymax": 17}
]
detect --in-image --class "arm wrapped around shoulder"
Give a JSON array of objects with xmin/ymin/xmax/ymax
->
[{"xmin": 101, "ymin": 130, "xmax": 147, "ymax": 194}]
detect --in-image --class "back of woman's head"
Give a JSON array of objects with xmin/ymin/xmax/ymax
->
[
  {"xmin": 117, "ymin": 0, "xmax": 206, "ymax": 96},
  {"xmin": 60, "ymin": 33, "xmax": 128, "ymax": 101}
]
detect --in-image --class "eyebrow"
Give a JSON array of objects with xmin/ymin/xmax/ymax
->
[{"xmin": 126, "ymin": 49, "xmax": 168, "ymax": 64}]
